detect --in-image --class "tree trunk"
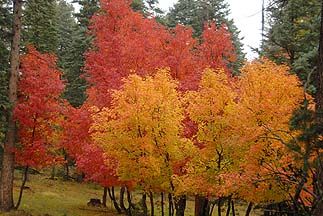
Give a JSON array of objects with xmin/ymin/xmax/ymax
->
[
  {"xmin": 194, "ymin": 195, "xmax": 208, "ymax": 216},
  {"xmin": 149, "ymin": 191, "xmax": 154, "ymax": 216},
  {"xmin": 245, "ymin": 202, "xmax": 253, "ymax": 216},
  {"xmin": 142, "ymin": 193, "xmax": 148, "ymax": 216},
  {"xmin": 161, "ymin": 192, "xmax": 164, "ymax": 216},
  {"xmin": 175, "ymin": 195, "xmax": 186, "ymax": 216},
  {"xmin": 126, "ymin": 189, "xmax": 133, "ymax": 216},
  {"xmin": 314, "ymin": 1, "xmax": 323, "ymax": 215},
  {"xmin": 217, "ymin": 198, "xmax": 223, "ymax": 216},
  {"xmin": 15, "ymin": 166, "xmax": 28, "ymax": 209},
  {"xmin": 225, "ymin": 198, "xmax": 231, "ymax": 216},
  {"xmin": 102, "ymin": 187, "xmax": 107, "ymax": 207},
  {"xmin": 63, "ymin": 149, "xmax": 70, "ymax": 181},
  {"xmin": 168, "ymin": 193, "xmax": 174, "ymax": 216},
  {"xmin": 120, "ymin": 187, "xmax": 127, "ymax": 212},
  {"xmin": 0, "ymin": 0, "xmax": 22, "ymax": 211},
  {"xmin": 108, "ymin": 187, "xmax": 122, "ymax": 213},
  {"xmin": 231, "ymin": 200, "xmax": 235, "ymax": 216},
  {"xmin": 209, "ymin": 201, "xmax": 216, "ymax": 216}
]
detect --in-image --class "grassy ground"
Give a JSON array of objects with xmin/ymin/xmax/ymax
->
[
  {"xmin": 3, "ymin": 171, "xmax": 115, "ymax": 216},
  {"xmin": 0, "ymin": 170, "xmax": 263, "ymax": 216}
]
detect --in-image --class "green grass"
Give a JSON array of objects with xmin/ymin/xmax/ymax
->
[
  {"xmin": 3, "ymin": 172, "xmax": 117, "ymax": 216},
  {"xmin": 0, "ymin": 170, "xmax": 263, "ymax": 216}
]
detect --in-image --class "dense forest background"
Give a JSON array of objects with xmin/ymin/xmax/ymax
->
[{"xmin": 1, "ymin": 0, "xmax": 323, "ymax": 215}]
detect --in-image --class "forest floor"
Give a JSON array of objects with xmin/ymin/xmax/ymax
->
[{"xmin": 0, "ymin": 170, "xmax": 264, "ymax": 216}]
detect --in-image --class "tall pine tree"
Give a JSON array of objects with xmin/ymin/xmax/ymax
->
[
  {"xmin": 0, "ymin": 1, "xmax": 12, "ymax": 149},
  {"xmin": 22, "ymin": 0, "xmax": 59, "ymax": 53},
  {"xmin": 263, "ymin": 0, "xmax": 321, "ymax": 90}
]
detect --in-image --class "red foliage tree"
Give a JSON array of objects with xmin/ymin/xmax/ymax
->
[
  {"xmin": 14, "ymin": 46, "xmax": 65, "ymax": 169},
  {"xmin": 84, "ymin": 0, "xmax": 236, "ymax": 108}
]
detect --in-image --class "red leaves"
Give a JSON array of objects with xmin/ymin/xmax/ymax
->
[
  {"xmin": 199, "ymin": 23, "xmax": 236, "ymax": 73},
  {"xmin": 14, "ymin": 46, "xmax": 66, "ymax": 170},
  {"xmin": 84, "ymin": 0, "xmax": 236, "ymax": 108}
]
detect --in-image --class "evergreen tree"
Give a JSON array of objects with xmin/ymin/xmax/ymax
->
[
  {"xmin": 0, "ymin": 1, "xmax": 12, "ymax": 145},
  {"xmin": 22, "ymin": 0, "xmax": 59, "ymax": 53},
  {"xmin": 73, "ymin": 0, "xmax": 100, "ymax": 27},
  {"xmin": 63, "ymin": 0, "xmax": 101, "ymax": 107},
  {"xmin": 57, "ymin": 0, "xmax": 87, "ymax": 107},
  {"xmin": 263, "ymin": 0, "xmax": 321, "ymax": 91},
  {"xmin": 165, "ymin": 0, "xmax": 245, "ymax": 73}
]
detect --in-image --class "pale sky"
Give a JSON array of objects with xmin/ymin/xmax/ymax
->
[{"xmin": 158, "ymin": 0, "xmax": 263, "ymax": 59}]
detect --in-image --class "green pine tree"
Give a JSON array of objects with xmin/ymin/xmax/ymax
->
[
  {"xmin": 57, "ymin": 0, "xmax": 88, "ymax": 107},
  {"xmin": 22, "ymin": 0, "xmax": 59, "ymax": 53},
  {"xmin": 263, "ymin": 0, "xmax": 321, "ymax": 92},
  {"xmin": 0, "ymin": 1, "xmax": 12, "ymax": 153}
]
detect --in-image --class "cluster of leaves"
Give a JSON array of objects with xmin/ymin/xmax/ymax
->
[
  {"xmin": 165, "ymin": 0, "xmax": 245, "ymax": 73},
  {"xmin": 14, "ymin": 46, "xmax": 66, "ymax": 169},
  {"xmin": 90, "ymin": 70, "xmax": 196, "ymax": 192}
]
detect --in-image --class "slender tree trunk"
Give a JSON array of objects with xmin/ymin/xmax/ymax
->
[
  {"xmin": 149, "ymin": 191, "xmax": 154, "ymax": 216},
  {"xmin": 314, "ymin": 1, "xmax": 323, "ymax": 215},
  {"xmin": 0, "ymin": 0, "xmax": 22, "ymax": 211},
  {"xmin": 102, "ymin": 187, "xmax": 108, "ymax": 207},
  {"xmin": 231, "ymin": 200, "xmax": 235, "ymax": 216},
  {"xmin": 217, "ymin": 198, "xmax": 223, "ymax": 216},
  {"xmin": 108, "ymin": 187, "xmax": 122, "ymax": 213},
  {"xmin": 142, "ymin": 193, "xmax": 148, "ymax": 216},
  {"xmin": 63, "ymin": 150, "xmax": 70, "ymax": 180},
  {"xmin": 120, "ymin": 187, "xmax": 127, "ymax": 212},
  {"xmin": 245, "ymin": 202, "xmax": 253, "ymax": 216},
  {"xmin": 209, "ymin": 202, "xmax": 216, "ymax": 216},
  {"xmin": 168, "ymin": 193, "xmax": 174, "ymax": 216},
  {"xmin": 225, "ymin": 198, "xmax": 231, "ymax": 216},
  {"xmin": 126, "ymin": 189, "xmax": 133, "ymax": 216},
  {"xmin": 194, "ymin": 195, "xmax": 209, "ymax": 216},
  {"xmin": 175, "ymin": 195, "xmax": 186, "ymax": 216},
  {"xmin": 161, "ymin": 192, "xmax": 164, "ymax": 216},
  {"xmin": 15, "ymin": 166, "xmax": 28, "ymax": 209}
]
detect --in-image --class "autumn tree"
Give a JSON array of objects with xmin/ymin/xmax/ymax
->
[
  {"xmin": 84, "ymin": 0, "xmax": 236, "ymax": 107},
  {"xmin": 91, "ymin": 70, "xmax": 196, "ymax": 215},
  {"xmin": 181, "ymin": 59, "xmax": 304, "ymax": 216},
  {"xmin": 182, "ymin": 68, "xmax": 239, "ymax": 216},
  {"xmin": 13, "ymin": 46, "xmax": 66, "ymax": 209},
  {"xmin": 71, "ymin": 0, "xmax": 236, "ymax": 214},
  {"xmin": 234, "ymin": 59, "xmax": 305, "ymax": 213},
  {"xmin": 165, "ymin": 0, "xmax": 245, "ymax": 72}
]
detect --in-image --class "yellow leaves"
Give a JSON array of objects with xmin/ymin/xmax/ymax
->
[
  {"xmin": 186, "ymin": 68, "xmax": 236, "ymax": 148},
  {"xmin": 90, "ymin": 59, "xmax": 305, "ymax": 201},
  {"xmin": 90, "ymin": 69, "xmax": 187, "ymax": 190},
  {"xmin": 237, "ymin": 58, "xmax": 303, "ymax": 131},
  {"xmin": 182, "ymin": 59, "xmax": 305, "ymax": 201}
]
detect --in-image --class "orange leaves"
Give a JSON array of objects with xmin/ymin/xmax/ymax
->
[
  {"xmin": 179, "ymin": 58, "xmax": 305, "ymax": 201},
  {"xmin": 237, "ymin": 58, "xmax": 303, "ymax": 132}
]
